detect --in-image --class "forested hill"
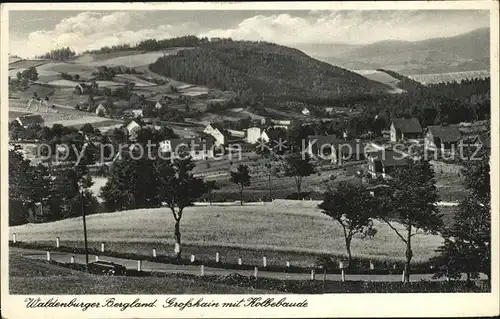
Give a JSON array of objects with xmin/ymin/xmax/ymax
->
[{"xmin": 149, "ymin": 41, "xmax": 390, "ymax": 98}]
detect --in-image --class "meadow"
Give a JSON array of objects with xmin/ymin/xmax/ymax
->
[
  {"xmin": 408, "ymin": 70, "xmax": 489, "ymax": 85},
  {"xmin": 9, "ymin": 203, "xmax": 444, "ymax": 264},
  {"xmin": 352, "ymin": 70, "xmax": 404, "ymax": 93}
]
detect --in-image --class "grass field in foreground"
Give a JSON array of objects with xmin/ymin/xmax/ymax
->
[
  {"xmin": 9, "ymin": 248, "xmax": 271, "ymax": 294},
  {"xmin": 10, "ymin": 204, "xmax": 443, "ymax": 263}
]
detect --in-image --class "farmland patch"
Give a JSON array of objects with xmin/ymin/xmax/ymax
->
[{"xmin": 408, "ymin": 70, "xmax": 489, "ymax": 85}]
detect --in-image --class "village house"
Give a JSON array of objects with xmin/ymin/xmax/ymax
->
[
  {"xmin": 270, "ymin": 119, "xmax": 292, "ymax": 130},
  {"xmin": 367, "ymin": 150, "xmax": 409, "ymax": 179},
  {"xmin": 424, "ymin": 125, "xmax": 463, "ymax": 153},
  {"xmin": 390, "ymin": 118, "xmax": 423, "ymax": 142},
  {"xmin": 130, "ymin": 109, "xmax": 143, "ymax": 119},
  {"xmin": 15, "ymin": 114, "xmax": 44, "ymax": 128},
  {"xmin": 203, "ymin": 123, "xmax": 229, "ymax": 146},
  {"xmin": 159, "ymin": 135, "xmax": 217, "ymax": 160},
  {"xmin": 95, "ymin": 103, "xmax": 106, "ymax": 116},
  {"xmin": 473, "ymin": 133, "xmax": 490, "ymax": 150},
  {"xmin": 306, "ymin": 135, "xmax": 367, "ymax": 165},
  {"xmin": 125, "ymin": 120, "xmax": 141, "ymax": 142},
  {"xmin": 246, "ymin": 127, "xmax": 270, "ymax": 144},
  {"xmin": 302, "ymin": 107, "xmax": 311, "ymax": 116}
]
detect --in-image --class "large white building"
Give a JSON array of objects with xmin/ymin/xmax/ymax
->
[{"xmin": 246, "ymin": 127, "xmax": 270, "ymax": 144}]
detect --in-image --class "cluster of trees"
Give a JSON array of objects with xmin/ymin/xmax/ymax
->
[
  {"xmin": 317, "ymin": 147, "xmax": 490, "ymax": 283},
  {"xmin": 84, "ymin": 36, "xmax": 205, "ymax": 55},
  {"xmin": 149, "ymin": 41, "xmax": 386, "ymax": 100},
  {"xmin": 15, "ymin": 66, "xmax": 38, "ymax": 82},
  {"xmin": 9, "ymin": 150, "xmax": 99, "ymax": 226},
  {"xmin": 92, "ymin": 66, "xmax": 139, "ymax": 81},
  {"xmin": 339, "ymin": 76, "xmax": 490, "ymax": 137},
  {"xmin": 432, "ymin": 148, "xmax": 491, "ymax": 282},
  {"xmin": 38, "ymin": 47, "xmax": 76, "ymax": 61},
  {"xmin": 61, "ymin": 72, "xmax": 80, "ymax": 81}
]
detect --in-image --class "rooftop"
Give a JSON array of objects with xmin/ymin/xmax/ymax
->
[{"xmin": 392, "ymin": 118, "xmax": 422, "ymax": 134}]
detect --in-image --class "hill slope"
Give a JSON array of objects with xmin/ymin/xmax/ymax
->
[
  {"xmin": 149, "ymin": 41, "xmax": 390, "ymax": 99},
  {"xmin": 299, "ymin": 27, "xmax": 490, "ymax": 74}
]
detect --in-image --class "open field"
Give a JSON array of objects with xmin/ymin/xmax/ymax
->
[
  {"xmin": 9, "ymin": 204, "xmax": 444, "ymax": 263},
  {"xmin": 9, "ymin": 248, "xmax": 266, "ymax": 294},
  {"xmin": 353, "ymin": 70, "xmax": 404, "ymax": 93},
  {"xmin": 8, "ymin": 59, "xmax": 50, "ymax": 69},
  {"xmin": 87, "ymin": 51, "xmax": 174, "ymax": 68},
  {"xmin": 408, "ymin": 70, "xmax": 489, "ymax": 85}
]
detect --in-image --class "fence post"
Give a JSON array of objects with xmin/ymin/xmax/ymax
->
[
  {"xmin": 286, "ymin": 261, "xmax": 291, "ymax": 268},
  {"xmin": 56, "ymin": 237, "xmax": 60, "ymax": 248},
  {"xmin": 238, "ymin": 257, "xmax": 242, "ymax": 266},
  {"xmin": 46, "ymin": 251, "xmax": 51, "ymax": 261},
  {"xmin": 152, "ymin": 248, "xmax": 157, "ymax": 258},
  {"xmin": 262, "ymin": 256, "xmax": 267, "ymax": 268},
  {"xmin": 310, "ymin": 269, "xmax": 315, "ymax": 280},
  {"xmin": 190, "ymin": 254, "xmax": 196, "ymax": 263},
  {"xmin": 70, "ymin": 256, "xmax": 75, "ymax": 264},
  {"xmin": 100, "ymin": 242, "xmax": 105, "ymax": 253},
  {"xmin": 200, "ymin": 265, "xmax": 205, "ymax": 276},
  {"xmin": 254, "ymin": 266, "xmax": 258, "ymax": 278},
  {"xmin": 12, "ymin": 233, "xmax": 16, "ymax": 243},
  {"xmin": 401, "ymin": 270, "xmax": 405, "ymax": 282},
  {"xmin": 341, "ymin": 269, "xmax": 345, "ymax": 282},
  {"xmin": 215, "ymin": 252, "xmax": 220, "ymax": 263},
  {"xmin": 137, "ymin": 260, "xmax": 142, "ymax": 271},
  {"xmin": 369, "ymin": 260, "xmax": 374, "ymax": 270}
]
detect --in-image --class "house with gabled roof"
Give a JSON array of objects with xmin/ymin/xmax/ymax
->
[
  {"xmin": 473, "ymin": 133, "xmax": 490, "ymax": 150},
  {"xmin": 125, "ymin": 120, "xmax": 141, "ymax": 142},
  {"xmin": 306, "ymin": 135, "xmax": 369, "ymax": 165},
  {"xmin": 424, "ymin": 125, "xmax": 463, "ymax": 153},
  {"xmin": 203, "ymin": 123, "xmax": 229, "ymax": 146},
  {"xmin": 367, "ymin": 150, "xmax": 410, "ymax": 179},
  {"xmin": 15, "ymin": 114, "xmax": 44, "ymax": 128},
  {"xmin": 159, "ymin": 135, "xmax": 217, "ymax": 160},
  {"xmin": 390, "ymin": 118, "xmax": 422, "ymax": 142}
]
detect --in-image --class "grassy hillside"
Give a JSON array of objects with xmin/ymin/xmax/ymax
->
[
  {"xmin": 10, "ymin": 204, "xmax": 443, "ymax": 263},
  {"xmin": 149, "ymin": 41, "xmax": 390, "ymax": 99}
]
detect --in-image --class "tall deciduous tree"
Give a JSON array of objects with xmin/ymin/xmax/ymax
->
[
  {"xmin": 230, "ymin": 164, "xmax": 251, "ymax": 205},
  {"xmin": 204, "ymin": 180, "xmax": 219, "ymax": 205},
  {"xmin": 319, "ymin": 182, "xmax": 376, "ymax": 266},
  {"xmin": 155, "ymin": 157, "xmax": 206, "ymax": 258},
  {"xmin": 284, "ymin": 152, "xmax": 315, "ymax": 196},
  {"xmin": 375, "ymin": 160, "xmax": 442, "ymax": 282}
]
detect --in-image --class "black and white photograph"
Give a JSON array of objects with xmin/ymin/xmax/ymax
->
[{"xmin": 1, "ymin": 1, "xmax": 498, "ymax": 318}]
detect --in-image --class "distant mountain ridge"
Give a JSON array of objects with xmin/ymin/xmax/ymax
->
[{"xmin": 297, "ymin": 27, "xmax": 490, "ymax": 75}]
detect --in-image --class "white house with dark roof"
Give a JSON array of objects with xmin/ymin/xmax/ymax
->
[
  {"xmin": 203, "ymin": 123, "xmax": 227, "ymax": 146},
  {"xmin": 246, "ymin": 127, "xmax": 270, "ymax": 144},
  {"xmin": 424, "ymin": 125, "xmax": 463, "ymax": 153},
  {"xmin": 390, "ymin": 118, "xmax": 423, "ymax": 142},
  {"xmin": 125, "ymin": 120, "xmax": 141, "ymax": 141}
]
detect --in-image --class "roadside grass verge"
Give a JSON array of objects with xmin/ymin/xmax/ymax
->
[
  {"xmin": 9, "ymin": 248, "xmax": 271, "ymax": 294},
  {"xmin": 10, "ymin": 249, "xmax": 489, "ymax": 294}
]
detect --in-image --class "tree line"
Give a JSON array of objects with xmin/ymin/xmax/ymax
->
[{"xmin": 38, "ymin": 47, "xmax": 76, "ymax": 61}]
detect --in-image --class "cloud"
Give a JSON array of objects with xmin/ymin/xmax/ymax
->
[
  {"xmin": 9, "ymin": 10, "xmax": 489, "ymax": 57},
  {"xmin": 199, "ymin": 10, "xmax": 489, "ymax": 45},
  {"xmin": 10, "ymin": 11, "xmax": 184, "ymax": 57}
]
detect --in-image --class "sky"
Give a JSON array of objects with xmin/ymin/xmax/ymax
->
[{"xmin": 9, "ymin": 10, "xmax": 490, "ymax": 58}]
